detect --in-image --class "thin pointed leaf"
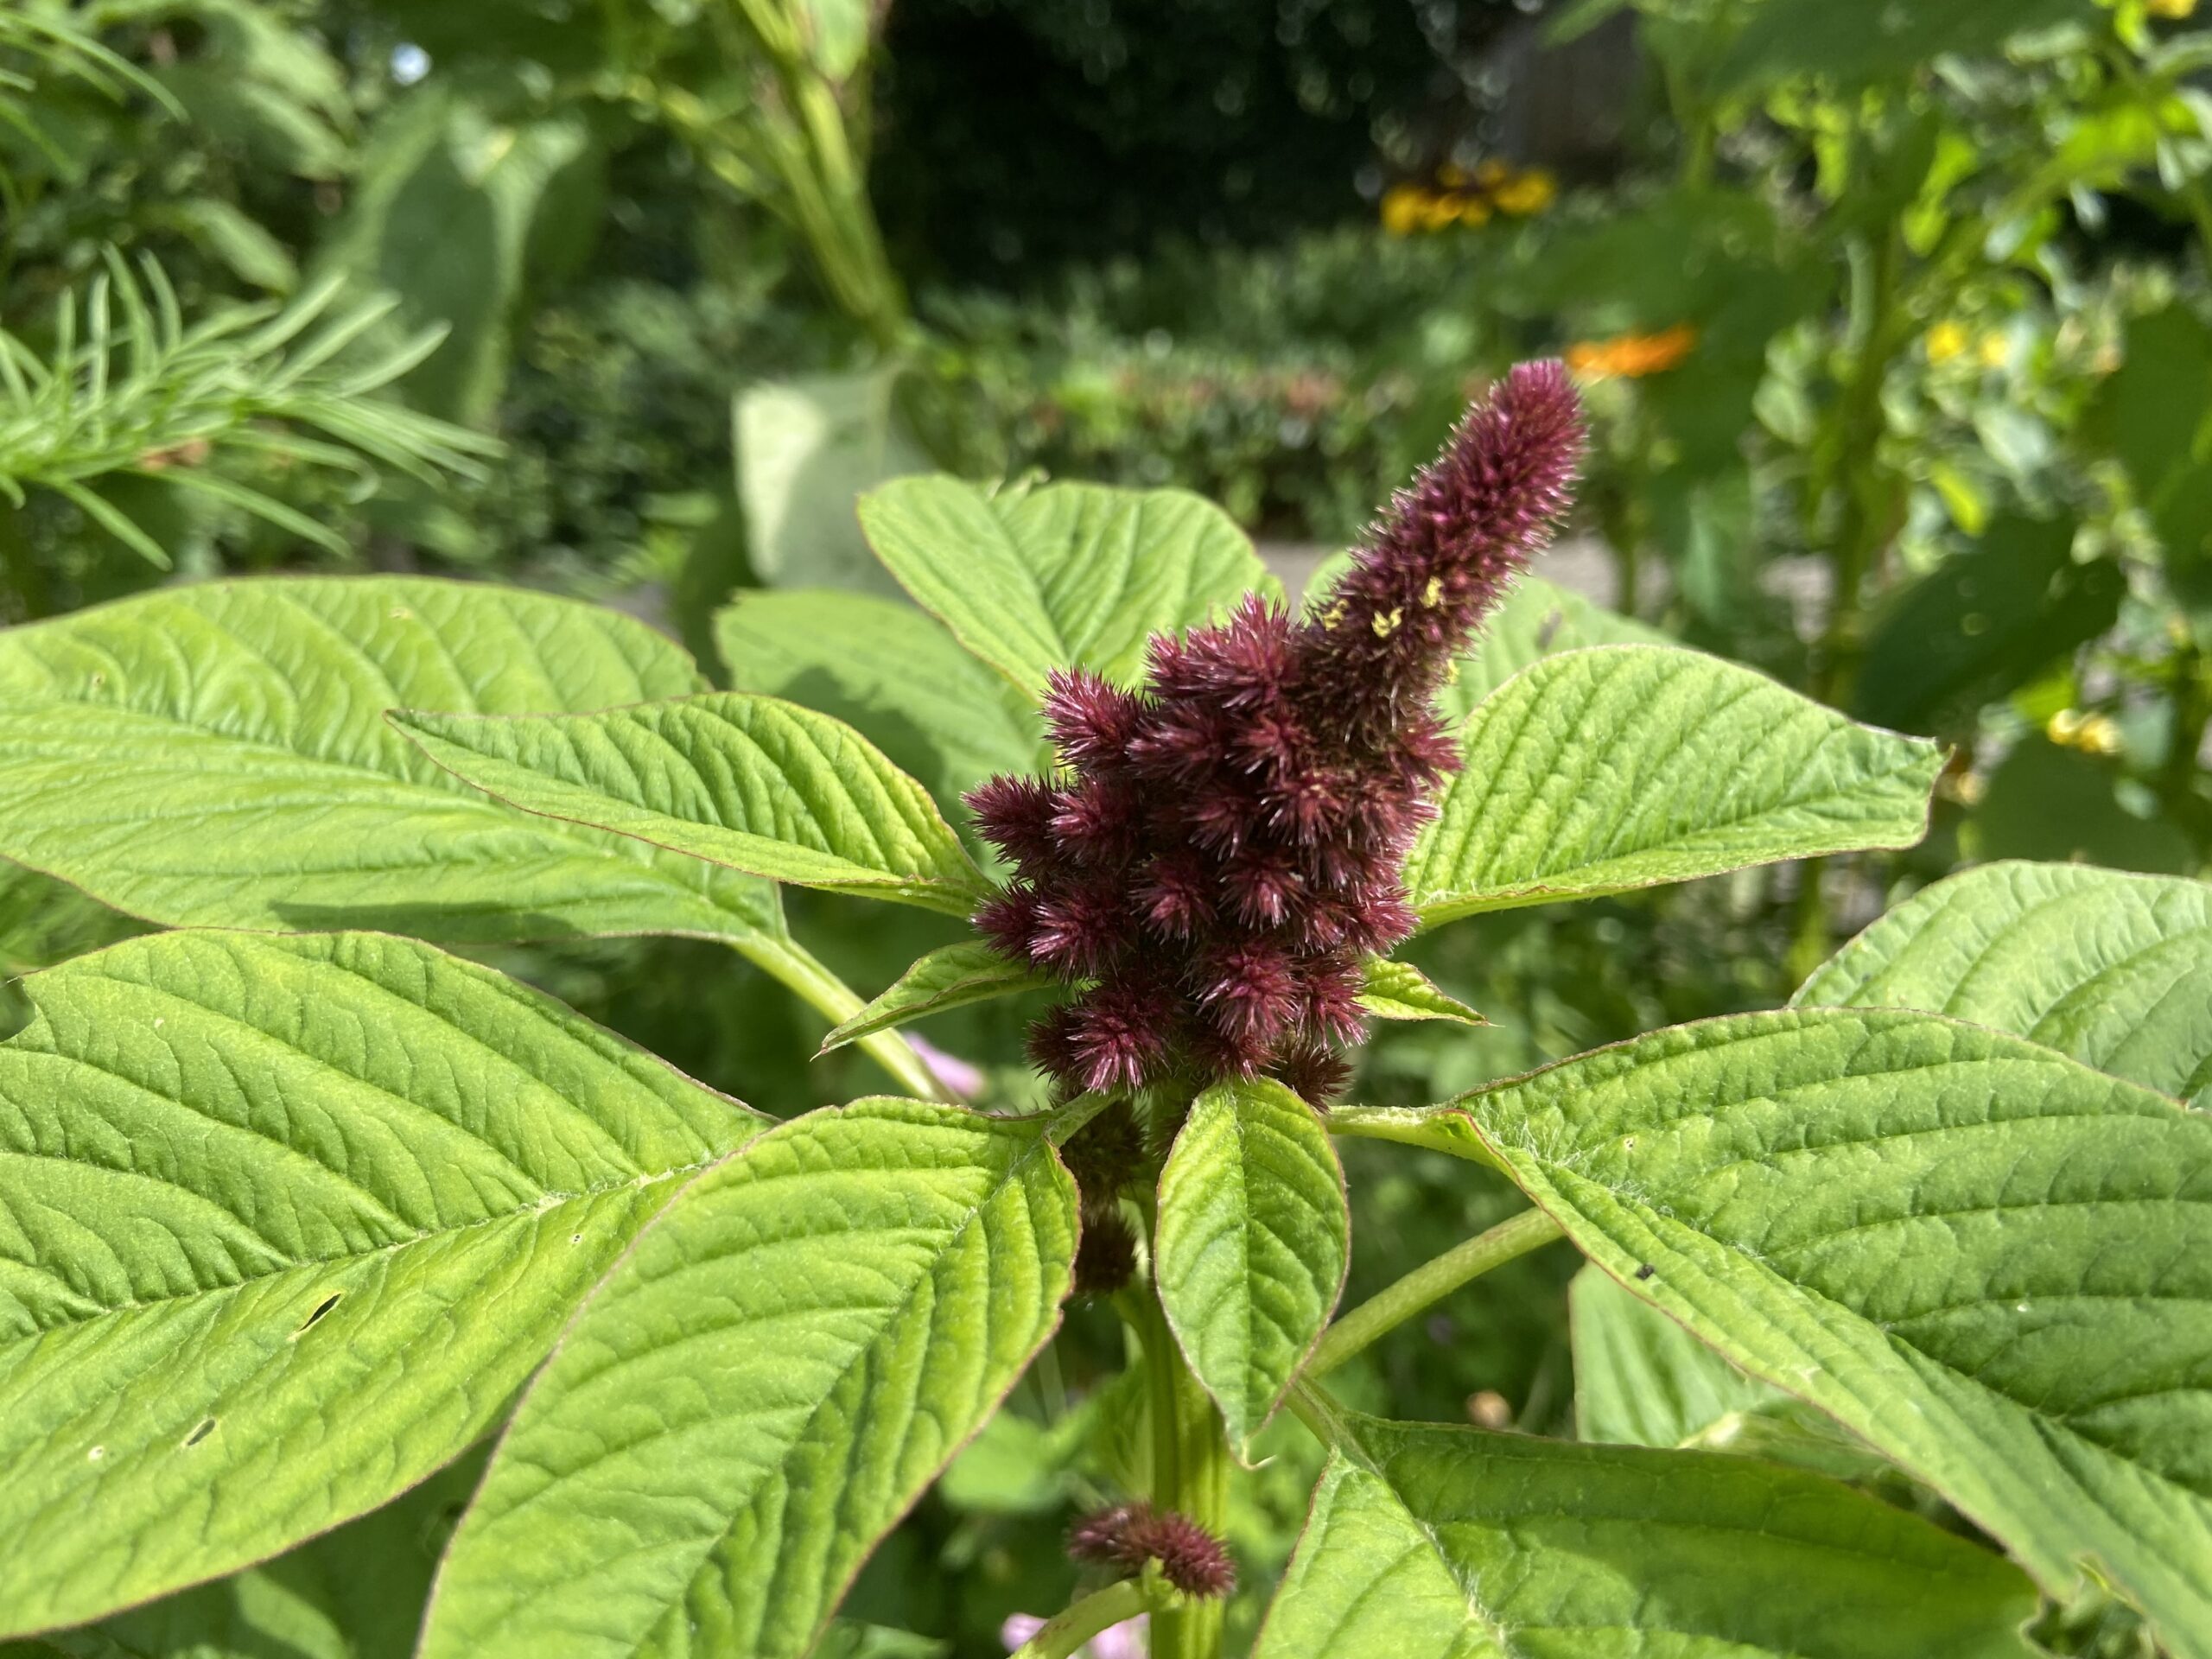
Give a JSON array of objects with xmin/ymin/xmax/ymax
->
[
  {"xmin": 817, "ymin": 942, "xmax": 1051, "ymax": 1056},
  {"xmin": 0, "ymin": 930, "xmax": 765, "ymax": 1637},
  {"xmin": 1408, "ymin": 647, "xmax": 1942, "ymax": 925},
  {"xmin": 393, "ymin": 694, "xmax": 992, "ymax": 915},
  {"xmin": 1357, "ymin": 958, "xmax": 1485, "ymax": 1026},
  {"xmin": 1257, "ymin": 1409, "xmax": 2037, "ymax": 1658},
  {"xmin": 416, "ymin": 1099, "xmax": 1078, "ymax": 1659},
  {"xmin": 857, "ymin": 475, "xmax": 1279, "ymax": 698},
  {"xmin": 1154, "ymin": 1078, "xmax": 1349, "ymax": 1459}
]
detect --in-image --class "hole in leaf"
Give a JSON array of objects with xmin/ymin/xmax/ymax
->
[
  {"xmin": 182, "ymin": 1418, "xmax": 215, "ymax": 1448},
  {"xmin": 569, "ymin": 1234, "xmax": 582, "ymax": 1245},
  {"xmin": 294, "ymin": 1292, "xmax": 342, "ymax": 1336}
]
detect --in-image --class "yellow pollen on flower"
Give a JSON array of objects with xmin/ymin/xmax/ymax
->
[
  {"xmin": 1316, "ymin": 600, "xmax": 1349, "ymax": 631},
  {"xmin": 1422, "ymin": 576, "xmax": 1445, "ymax": 607},
  {"xmin": 1372, "ymin": 607, "xmax": 1404, "ymax": 639},
  {"xmin": 1565, "ymin": 324, "xmax": 1697, "ymax": 380}
]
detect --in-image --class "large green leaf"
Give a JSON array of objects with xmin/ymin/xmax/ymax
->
[
  {"xmin": 715, "ymin": 589, "xmax": 1045, "ymax": 816},
  {"xmin": 1570, "ymin": 1265, "xmax": 1782, "ymax": 1450},
  {"xmin": 0, "ymin": 930, "xmax": 764, "ymax": 1637},
  {"xmin": 856, "ymin": 475, "xmax": 1278, "ymax": 697},
  {"xmin": 1256, "ymin": 1408, "xmax": 2037, "ymax": 1658},
  {"xmin": 394, "ymin": 694, "xmax": 990, "ymax": 916},
  {"xmin": 1796, "ymin": 861, "xmax": 2212, "ymax": 1108},
  {"xmin": 2, "ymin": 1452, "xmax": 483, "ymax": 1659},
  {"xmin": 0, "ymin": 577, "xmax": 779, "ymax": 947},
  {"xmin": 417, "ymin": 1099, "xmax": 1077, "ymax": 1659},
  {"xmin": 733, "ymin": 370, "xmax": 929, "ymax": 599},
  {"xmin": 1407, "ymin": 646, "xmax": 1942, "ymax": 925},
  {"xmin": 1423, "ymin": 1008, "xmax": 2212, "ymax": 1656},
  {"xmin": 817, "ymin": 942, "xmax": 1050, "ymax": 1056},
  {"xmin": 1154, "ymin": 1079, "xmax": 1348, "ymax": 1459}
]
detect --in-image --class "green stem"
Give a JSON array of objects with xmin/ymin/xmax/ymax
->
[
  {"xmin": 1324, "ymin": 1106, "xmax": 1505, "ymax": 1172},
  {"xmin": 1129, "ymin": 1286, "xmax": 1227, "ymax": 1659},
  {"xmin": 731, "ymin": 935, "xmax": 950, "ymax": 1101},
  {"xmin": 1009, "ymin": 1580, "xmax": 1154, "ymax": 1659},
  {"xmin": 2163, "ymin": 641, "xmax": 2209, "ymax": 831},
  {"xmin": 1306, "ymin": 1207, "xmax": 1564, "ymax": 1377}
]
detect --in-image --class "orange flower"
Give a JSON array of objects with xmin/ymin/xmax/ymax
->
[{"xmin": 1565, "ymin": 325, "xmax": 1698, "ymax": 379}]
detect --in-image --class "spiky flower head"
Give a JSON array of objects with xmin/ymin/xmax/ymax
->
[
  {"xmin": 1067, "ymin": 1502, "xmax": 1237, "ymax": 1599},
  {"xmin": 969, "ymin": 361, "xmax": 1585, "ymax": 1106}
]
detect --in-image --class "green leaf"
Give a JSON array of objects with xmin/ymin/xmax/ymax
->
[
  {"xmin": 1154, "ymin": 1079, "xmax": 1348, "ymax": 1459},
  {"xmin": 1570, "ymin": 1264, "xmax": 1784, "ymax": 1450},
  {"xmin": 1407, "ymin": 646, "xmax": 1942, "ymax": 925},
  {"xmin": 3, "ymin": 1451, "xmax": 484, "ymax": 1659},
  {"xmin": 0, "ymin": 930, "xmax": 764, "ymax": 1637},
  {"xmin": 1436, "ymin": 575, "xmax": 1674, "ymax": 721},
  {"xmin": 734, "ymin": 369, "xmax": 929, "ymax": 598},
  {"xmin": 1435, "ymin": 1007, "xmax": 2212, "ymax": 1657},
  {"xmin": 1852, "ymin": 517, "xmax": 2125, "ymax": 734},
  {"xmin": 856, "ymin": 475, "xmax": 1279, "ymax": 698},
  {"xmin": 0, "ymin": 577, "xmax": 779, "ymax": 947},
  {"xmin": 1796, "ymin": 860, "xmax": 2212, "ymax": 1108},
  {"xmin": 1357, "ymin": 958, "xmax": 1484, "ymax": 1026},
  {"xmin": 1257, "ymin": 1409, "xmax": 2038, "ymax": 1659},
  {"xmin": 715, "ymin": 588, "xmax": 1045, "ymax": 814},
  {"xmin": 394, "ymin": 694, "xmax": 990, "ymax": 916},
  {"xmin": 416, "ymin": 1099, "xmax": 1077, "ymax": 1659},
  {"xmin": 817, "ymin": 942, "xmax": 1050, "ymax": 1056},
  {"xmin": 1569, "ymin": 1266, "xmax": 1891, "ymax": 1484}
]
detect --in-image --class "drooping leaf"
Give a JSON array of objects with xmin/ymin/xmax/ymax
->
[
  {"xmin": 1796, "ymin": 860, "xmax": 2212, "ymax": 1107},
  {"xmin": 394, "ymin": 694, "xmax": 991, "ymax": 915},
  {"xmin": 1154, "ymin": 1079, "xmax": 1348, "ymax": 1459},
  {"xmin": 1568, "ymin": 1266, "xmax": 1892, "ymax": 1485},
  {"xmin": 1357, "ymin": 959, "xmax": 1484, "ymax": 1027},
  {"xmin": 0, "ymin": 930, "xmax": 764, "ymax": 1637},
  {"xmin": 0, "ymin": 578, "xmax": 779, "ymax": 947},
  {"xmin": 1570, "ymin": 1265, "xmax": 1783, "ymax": 1450},
  {"xmin": 817, "ymin": 942, "xmax": 1051, "ymax": 1056},
  {"xmin": 856, "ymin": 475, "xmax": 1279, "ymax": 698},
  {"xmin": 1427, "ymin": 1007, "xmax": 2212, "ymax": 1657},
  {"xmin": 715, "ymin": 589, "xmax": 1045, "ymax": 815},
  {"xmin": 1256, "ymin": 1408, "xmax": 2037, "ymax": 1659},
  {"xmin": 733, "ymin": 369, "xmax": 930, "ymax": 599},
  {"xmin": 1408, "ymin": 646, "xmax": 1942, "ymax": 925},
  {"xmin": 416, "ymin": 1099, "xmax": 1078, "ymax": 1659}
]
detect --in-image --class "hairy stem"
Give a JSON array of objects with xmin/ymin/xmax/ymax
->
[
  {"xmin": 1131, "ymin": 1285, "xmax": 1227, "ymax": 1659},
  {"xmin": 1307, "ymin": 1207, "xmax": 1564, "ymax": 1376},
  {"xmin": 1008, "ymin": 1580, "xmax": 1154, "ymax": 1659},
  {"xmin": 1324, "ymin": 1106, "xmax": 1507, "ymax": 1172},
  {"xmin": 732, "ymin": 935, "xmax": 950, "ymax": 1100}
]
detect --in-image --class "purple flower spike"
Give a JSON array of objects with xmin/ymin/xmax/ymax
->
[{"xmin": 969, "ymin": 362, "xmax": 1586, "ymax": 1106}]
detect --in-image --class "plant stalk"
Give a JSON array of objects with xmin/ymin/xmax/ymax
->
[
  {"xmin": 1007, "ymin": 1580, "xmax": 1153, "ymax": 1659},
  {"xmin": 1306, "ymin": 1206, "xmax": 1565, "ymax": 1377},
  {"xmin": 732, "ymin": 935, "xmax": 950, "ymax": 1101},
  {"xmin": 1130, "ymin": 1285, "xmax": 1227, "ymax": 1659}
]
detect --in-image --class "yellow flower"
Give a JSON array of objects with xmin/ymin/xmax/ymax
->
[
  {"xmin": 1458, "ymin": 197, "xmax": 1494, "ymax": 227},
  {"xmin": 2047, "ymin": 709, "xmax": 2124, "ymax": 755},
  {"xmin": 1566, "ymin": 324, "xmax": 1699, "ymax": 379},
  {"xmin": 1926, "ymin": 320, "xmax": 1970, "ymax": 364},
  {"xmin": 1977, "ymin": 331, "xmax": 2010, "ymax": 369},
  {"xmin": 1381, "ymin": 184, "xmax": 1429, "ymax": 237},
  {"xmin": 2150, "ymin": 0, "xmax": 2196, "ymax": 18},
  {"xmin": 1492, "ymin": 168, "xmax": 1558, "ymax": 216}
]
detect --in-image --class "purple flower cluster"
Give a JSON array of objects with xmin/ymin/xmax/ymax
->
[
  {"xmin": 1068, "ymin": 1502, "xmax": 1236, "ymax": 1599},
  {"xmin": 970, "ymin": 361, "xmax": 1586, "ymax": 1106}
]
